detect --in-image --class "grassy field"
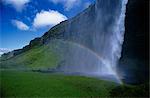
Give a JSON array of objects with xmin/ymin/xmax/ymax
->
[
  {"xmin": 1, "ymin": 70, "xmax": 149, "ymax": 98},
  {"xmin": 1, "ymin": 70, "xmax": 117, "ymax": 97}
]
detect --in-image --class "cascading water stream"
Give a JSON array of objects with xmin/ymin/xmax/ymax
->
[{"xmin": 51, "ymin": 0, "xmax": 128, "ymax": 83}]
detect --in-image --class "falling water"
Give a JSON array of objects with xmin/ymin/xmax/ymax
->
[{"xmin": 51, "ymin": 0, "xmax": 128, "ymax": 83}]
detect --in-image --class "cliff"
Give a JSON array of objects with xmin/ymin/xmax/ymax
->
[{"xmin": 119, "ymin": 0, "xmax": 149, "ymax": 84}]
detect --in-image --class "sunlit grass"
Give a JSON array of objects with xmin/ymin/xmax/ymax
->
[
  {"xmin": 0, "ymin": 45, "xmax": 60, "ymax": 69},
  {"xmin": 1, "ymin": 70, "xmax": 117, "ymax": 97}
]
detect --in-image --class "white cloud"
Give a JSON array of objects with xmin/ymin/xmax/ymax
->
[
  {"xmin": 2, "ymin": 0, "xmax": 30, "ymax": 12},
  {"xmin": 12, "ymin": 20, "xmax": 29, "ymax": 30},
  {"xmin": 33, "ymin": 10, "xmax": 67, "ymax": 28},
  {"xmin": 50, "ymin": 0, "xmax": 80, "ymax": 11}
]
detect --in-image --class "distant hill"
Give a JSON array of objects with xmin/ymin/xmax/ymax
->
[{"xmin": 0, "ymin": 48, "xmax": 11, "ymax": 56}]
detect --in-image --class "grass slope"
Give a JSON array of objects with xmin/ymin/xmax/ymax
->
[
  {"xmin": 0, "ymin": 45, "xmax": 59, "ymax": 69},
  {"xmin": 1, "ymin": 70, "xmax": 117, "ymax": 97}
]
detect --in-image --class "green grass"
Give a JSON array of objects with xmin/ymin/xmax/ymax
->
[
  {"xmin": 1, "ymin": 70, "xmax": 149, "ymax": 97},
  {"xmin": 1, "ymin": 70, "xmax": 117, "ymax": 97},
  {"xmin": 0, "ymin": 45, "xmax": 60, "ymax": 69}
]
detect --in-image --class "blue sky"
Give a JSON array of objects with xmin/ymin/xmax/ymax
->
[{"xmin": 0, "ymin": 0, "xmax": 95, "ymax": 54}]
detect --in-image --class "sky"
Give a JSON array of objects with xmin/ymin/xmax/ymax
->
[{"xmin": 0, "ymin": 0, "xmax": 95, "ymax": 55}]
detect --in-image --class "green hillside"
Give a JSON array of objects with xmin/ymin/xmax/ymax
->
[
  {"xmin": 0, "ymin": 20, "xmax": 66, "ymax": 69},
  {"xmin": 0, "ymin": 44, "xmax": 60, "ymax": 69}
]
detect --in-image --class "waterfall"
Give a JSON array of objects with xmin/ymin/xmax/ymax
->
[{"xmin": 52, "ymin": 0, "xmax": 128, "ymax": 83}]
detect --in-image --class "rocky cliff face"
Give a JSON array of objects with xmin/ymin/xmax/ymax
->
[{"xmin": 119, "ymin": 0, "xmax": 149, "ymax": 84}]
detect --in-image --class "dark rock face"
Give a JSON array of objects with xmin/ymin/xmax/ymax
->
[{"xmin": 119, "ymin": 0, "xmax": 149, "ymax": 84}]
